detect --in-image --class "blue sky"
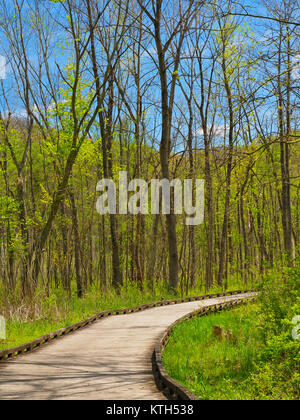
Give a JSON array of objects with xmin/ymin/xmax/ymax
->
[{"xmin": 0, "ymin": 0, "xmax": 299, "ymax": 151}]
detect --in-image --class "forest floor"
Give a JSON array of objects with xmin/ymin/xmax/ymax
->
[
  {"xmin": 0, "ymin": 281, "xmax": 248, "ymax": 351},
  {"xmin": 0, "ymin": 294, "xmax": 252, "ymax": 400},
  {"xmin": 163, "ymin": 275, "xmax": 300, "ymax": 401}
]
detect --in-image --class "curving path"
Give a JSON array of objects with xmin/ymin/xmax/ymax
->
[{"xmin": 0, "ymin": 293, "xmax": 254, "ymax": 400}]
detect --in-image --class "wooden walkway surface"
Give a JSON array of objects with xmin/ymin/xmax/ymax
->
[{"xmin": 0, "ymin": 293, "xmax": 253, "ymax": 400}]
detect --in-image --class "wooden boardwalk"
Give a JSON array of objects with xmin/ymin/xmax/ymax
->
[{"xmin": 0, "ymin": 293, "xmax": 253, "ymax": 400}]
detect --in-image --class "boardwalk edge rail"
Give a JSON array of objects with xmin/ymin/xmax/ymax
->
[
  {"xmin": 0, "ymin": 289, "xmax": 256, "ymax": 363},
  {"xmin": 152, "ymin": 294, "xmax": 258, "ymax": 400}
]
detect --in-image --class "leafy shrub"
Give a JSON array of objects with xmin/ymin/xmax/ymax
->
[{"xmin": 248, "ymin": 258, "xmax": 300, "ymax": 399}]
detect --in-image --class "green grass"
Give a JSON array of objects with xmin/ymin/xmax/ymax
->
[
  {"xmin": 163, "ymin": 303, "xmax": 264, "ymax": 400},
  {"xmin": 0, "ymin": 281, "xmax": 250, "ymax": 351}
]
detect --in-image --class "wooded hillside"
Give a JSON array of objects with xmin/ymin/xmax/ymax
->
[{"xmin": 0, "ymin": 0, "xmax": 299, "ymax": 309}]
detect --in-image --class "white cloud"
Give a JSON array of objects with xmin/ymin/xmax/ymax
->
[{"xmin": 196, "ymin": 124, "xmax": 229, "ymax": 138}]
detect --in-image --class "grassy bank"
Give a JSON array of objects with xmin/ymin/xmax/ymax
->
[
  {"xmin": 163, "ymin": 264, "xmax": 300, "ymax": 400},
  {"xmin": 163, "ymin": 303, "xmax": 263, "ymax": 399}
]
